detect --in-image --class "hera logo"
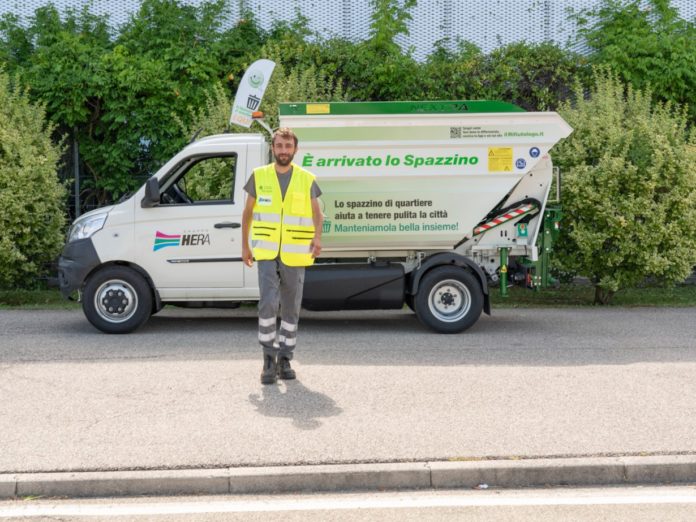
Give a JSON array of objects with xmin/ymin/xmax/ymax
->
[
  {"xmin": 153, "ymin": 231, "xmax": 180, "ymax": 251},
  {"xmin": 181, "ymin": 233, "xmax": 210, "ymax": 246},
  {"xmin": 153, "ymin": 231, "xmax": 210, "ymax": 251}
]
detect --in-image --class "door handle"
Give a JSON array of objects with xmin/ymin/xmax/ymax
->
[{"xmin": 214, "ymin": 222, "xmax": 241, "ymax": 229}]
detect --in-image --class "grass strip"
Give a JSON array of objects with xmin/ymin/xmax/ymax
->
[
  {"xmin": 0, "ymin": 289, "xmax": 80, "ymax": 309},
  {"xmin": 1, "ymin": 285, "xmax": 696, "ymax": 310},
  {"xmin": 490, "ymin": 284, "xmax": 696, "ymax": 307}
]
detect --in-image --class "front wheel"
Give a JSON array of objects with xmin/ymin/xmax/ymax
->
[
  {"xmin": 414, "ymin": 267, "xmax": 483, "ymax": 333},
  {"xmin": 82, "ymin": 265, "xmax": 153, "ymax": 334}
]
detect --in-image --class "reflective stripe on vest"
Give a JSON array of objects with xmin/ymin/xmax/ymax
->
[
  {"xmin": 252, "ymin": 239, "xmax": 278, "ymax": 251},
  {"xmin": 253, "ymin": 212, "xmax": 281, "ymax": 223},
  {"xmin": 283, "ymin": 216, "xmax": 314, "ymax": 226},
  {"xmin": 282, "ymin": 244, "xmax": 312, "ymax": 254},
  {"xmin": 251, "ymin": 163, "xmax": 316, "ymax": 266}
]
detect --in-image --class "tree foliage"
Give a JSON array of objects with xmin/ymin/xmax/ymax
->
[
  {"xmin": 0, "ymin": 71, "xmax": 66, "ymax": 288},
  {"xmin": 576, "ymin": 0, "xmax": 696, "ymax": 119},
  {"xmin": 328, "ymin": 0, "xmax": 420, "ymax": 101},
  {"xmin": 0, "ymin": 0, "xmax": 268, "ymax": 205},
  {"xmin": 482, "ymin": 42, "xmax": 590, "ymax": 111},
  {"xmin": 554, "ymin": 70, "xmax": 696, "ymax": 304},
  {"xmin": 419, "ymin": 40, "xmax": 590, "ymax": 109}
]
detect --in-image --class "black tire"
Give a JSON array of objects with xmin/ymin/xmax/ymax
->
[
  {"xmin": 405, "ymin": 293, "xmax": 416, "ymax": 312},
  {"xmin": 414, "ymin": 266, "xmax": 483, "ymax": 333},
  {"xmin": 82, "ymin": 265, "xmax": 153, "ymax": 334}
]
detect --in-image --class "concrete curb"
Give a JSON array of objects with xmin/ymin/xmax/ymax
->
[{"xmin": 1, "ymin": 455, "xmax": 695, "ymax": 499}]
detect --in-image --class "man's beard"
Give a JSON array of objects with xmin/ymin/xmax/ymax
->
[{"xmin": 275, "ymin": 153, "xmax": 294, "ymax": 167}]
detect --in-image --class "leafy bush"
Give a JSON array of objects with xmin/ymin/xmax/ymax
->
[
  {"xmin": 553, "ymin": 69, "xmax": 696, "ymax": 303},
  {"xmin": 0, "ymin": 71, "xmax": 66, "ymax": 289},
  {"xmin": 419, "ymin": 40, "xmax": 590, "ymax": 109},
  {"xmin": 330, "ymin": 0, "xmax": 420, "ymax": 101},
  {"xmin": 418, "ymin": 40, "xmax": 486, "ymax": 101},
  {"xmin": 575, "ymin": 0, "xmax": 696, "ymax": 120},
  {"xmin": 481, "ymin": 42, "xmax": 591, "ymax": 111}
]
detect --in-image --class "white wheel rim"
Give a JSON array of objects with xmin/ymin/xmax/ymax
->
[
  {"xmin": 94, "ymin": 279, "xmax": 138, "ymax": 324},
  {"xmin": 427, "ymin": 278, "xmax": 472, "ymax": 323}
]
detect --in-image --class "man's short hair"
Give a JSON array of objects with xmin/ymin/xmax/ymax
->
[{"xmin": 272, "ymin": 127, "xmax": 298, "ymax": 147}]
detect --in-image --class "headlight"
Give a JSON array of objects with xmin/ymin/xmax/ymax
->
[{"xmin": 68, "ymin": 213, "xmax": 108, "ymax": 242}]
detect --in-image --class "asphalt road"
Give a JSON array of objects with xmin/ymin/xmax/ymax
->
[{"xmin": 1, "ymin": 306, "xmax": 696, "ymax": 473}]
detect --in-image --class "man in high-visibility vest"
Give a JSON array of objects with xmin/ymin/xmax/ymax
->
[{"xmin": 242, "ymin": 128, "xmax": 323, "ymax": 385}]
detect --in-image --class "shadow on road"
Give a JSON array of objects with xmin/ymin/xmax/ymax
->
[{"xmin": 248, "ymin": 381, "xmax": 342, "ymax": 429}]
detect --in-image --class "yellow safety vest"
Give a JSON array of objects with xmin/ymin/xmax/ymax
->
[{"xmin": 251, "ymin": 163, "xmax": 316, "ymax": 267}]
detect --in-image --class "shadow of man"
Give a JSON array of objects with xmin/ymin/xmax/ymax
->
[{"xmin": 248, "ymin": 381, "xmax": 342, "ymax": 430}]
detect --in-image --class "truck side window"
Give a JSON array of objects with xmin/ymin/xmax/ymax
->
[{"xmin": 162, "ymin": 154, "xmax": 237, "ymax": 205}]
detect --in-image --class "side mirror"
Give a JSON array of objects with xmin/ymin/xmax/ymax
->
[{"xmin": 141, "ymin": 177, "xmax": 160, "ymax": 208}]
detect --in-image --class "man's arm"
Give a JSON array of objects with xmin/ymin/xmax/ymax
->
[
  {"xmin": 241, "ymin": 194, "xmax": 256, "ymax": 267},
  {"xmin": 310, "ymin": 197, "xmax": 323, "ymax": 258}
]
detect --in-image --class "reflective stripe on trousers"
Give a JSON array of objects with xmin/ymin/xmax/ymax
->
[{"xmin": 257, "ymin": 259, "xmax": 305, "ymax": 360}]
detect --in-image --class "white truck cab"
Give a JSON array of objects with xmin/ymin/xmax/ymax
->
[{"xmin": 58, "ymin": 101, "xmax": 571, "ymax": 334}]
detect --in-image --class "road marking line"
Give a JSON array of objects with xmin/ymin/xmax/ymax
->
[{"xmin": 3, "ymin": 491, "xmax": 696, "ymax": 517}]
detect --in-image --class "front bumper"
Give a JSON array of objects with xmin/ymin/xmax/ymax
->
[{"xmin": 57, "ymin": 238, "xmax": 101, "ymax": 298}]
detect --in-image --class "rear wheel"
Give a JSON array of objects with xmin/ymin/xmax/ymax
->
[
  {"xmin": 414, "ymin": 266, "xmax": 483, "ymax": 333},
  {"xmin": 405, "ymin": 293, "xmax": 415, "ymax": 312},
  {"xmin": 83, "ymin": 266, "xmax": 153, "ymax": 334}
]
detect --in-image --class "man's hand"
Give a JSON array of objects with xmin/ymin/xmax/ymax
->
[
  {"xmin": 310, "ymin": 198, "xmax": 323, "ymax": 259},
  {"xmin": 242, "ymin": 245, "xmax": 254, "ymax": 267},
  {"xmin": 310, "ymin": 236, "xmax": 322, "ymax": 258}
]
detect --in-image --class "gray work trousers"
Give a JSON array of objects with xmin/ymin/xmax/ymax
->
[{"xmin": 257, "ymin": 259, "xmax": 306, "ymax": 360}]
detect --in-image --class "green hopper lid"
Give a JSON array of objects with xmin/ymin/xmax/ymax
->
[{"xmin": 279, "ymin": 100, "xmax": 525, "ymax": 116}]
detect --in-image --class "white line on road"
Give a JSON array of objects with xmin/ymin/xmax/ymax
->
[{"xmin": 3, "ymin": 489, "xmax": 696, "ymax": 517}]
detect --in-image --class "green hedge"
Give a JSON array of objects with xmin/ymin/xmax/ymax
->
[
  {"xmin": 0, "ymin": 71, "xmax": 66, "ymax": 288},
  {"xmin": 553, "ymin": 70, "xmax": 696, "ymax": 303}
]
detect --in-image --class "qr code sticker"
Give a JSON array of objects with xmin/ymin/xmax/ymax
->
[{"xmin": 450, "ymin": 127, "xmax": 461, "ymax": 139}]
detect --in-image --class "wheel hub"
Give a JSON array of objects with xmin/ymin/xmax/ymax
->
[
  {"xmin": 439, "ymin": 290, "xmax": 456, "ymax": 307},
  {"xmin": 94, "ymin": 280, "xmax": 138, "ymax": 323},
  {"xmin": 428, "ymin": 279, "xmax": 472, "ymax": 323},
  {"xmin": 102, "ymin": 289, "xmax": 130, "ymax": 315}
]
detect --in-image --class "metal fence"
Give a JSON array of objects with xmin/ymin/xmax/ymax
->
[{"xmin": 4, "ymin": 0, "xmax": 696, "ymax": 60}]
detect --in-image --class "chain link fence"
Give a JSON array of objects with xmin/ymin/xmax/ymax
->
[{"xmin": 4, "ymin": 0, "xmax": 695, "ymax": 60}]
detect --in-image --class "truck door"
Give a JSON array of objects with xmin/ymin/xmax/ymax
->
[{"xmin": 134, "ymin": 150, "xmax": 247, "ymax": 299}]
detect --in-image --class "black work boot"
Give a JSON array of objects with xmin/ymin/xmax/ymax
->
[
  {"xmin": 277, "ymin": 356, "xmax": 296, "ymax": 380},
  {"xmin": 260, "ymin": 355, "xmax": 277, "ymax": 385}
]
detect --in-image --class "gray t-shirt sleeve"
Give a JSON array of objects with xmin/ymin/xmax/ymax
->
[
  {"xmin": 243, "ymin": 174, "xmax": 256, "ymax": 198},
  {"xmin": 311, "ymin": 180, "xmax": 322, "ymax": 199}
]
